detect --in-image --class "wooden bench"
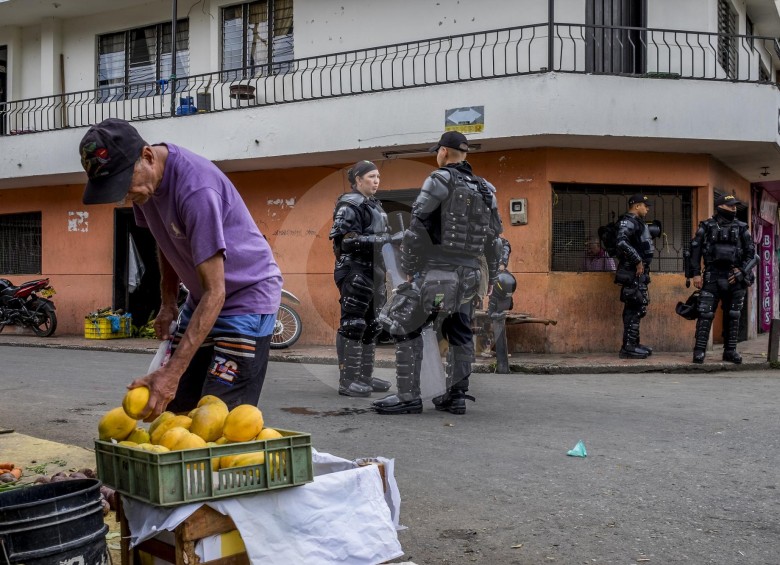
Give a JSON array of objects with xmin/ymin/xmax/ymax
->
[{"xmin": 472, "ymin": 310, "xmax": 557, "ymax": 373}]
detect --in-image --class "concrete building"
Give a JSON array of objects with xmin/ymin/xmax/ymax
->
[{"xmin": 1, "ymin": 0, "xmax": 779, "ymax": 353}]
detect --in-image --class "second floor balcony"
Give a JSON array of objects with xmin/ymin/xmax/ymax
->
[{"xmin": 1, "ymin": 18, "xmax": 780, "ymax": 188}]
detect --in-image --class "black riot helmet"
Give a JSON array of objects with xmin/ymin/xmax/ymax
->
[
  {"xmin": 493, "ymin": 271, "xmax": 517, "ymax": 300},
  {"xmin": 647, "ymin": 219, "xmax": 662, "ymax": 239},
  {"xmin": 675, "ymin": 291, "xmax": 700, "ymax": 320}
]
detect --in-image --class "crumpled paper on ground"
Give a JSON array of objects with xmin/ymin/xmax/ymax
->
[
  {"xmin": 122, "ymin": 450, "xmax": 403, "ymax": 565},
  {"xmin": 567, "ymin": 440, "xmax": 587, "ymax": 457}
]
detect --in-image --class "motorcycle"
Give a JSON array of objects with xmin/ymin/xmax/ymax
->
[
  {"xmin": 271, "ymin": 289, "xmax": 302, "ymax": 349},
  {"xmin": 0, "ymin": 278, "xmax": 58, "ymax": 337}
]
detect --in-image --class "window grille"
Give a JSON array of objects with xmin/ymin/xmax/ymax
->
[
  {"xmin": 551, "ymin": 185, "xmax": 692, "ymax": 273},
  {"xmin": 717, "ymin": 0, "xmax": 738, "ymax": 79},
  {"xmin": 97, "ymin": 20, "xmax": 189, "ymax": 101},
  {"xmin": 221, "ymin": 0, "xmax": 294, "ymax": 80},
  {"xmin": 0, "ymin": 212, "xmax": 42, "ymax": 275}
]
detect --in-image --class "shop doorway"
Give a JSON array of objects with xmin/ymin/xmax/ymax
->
[{"xmin": 114, "ymin": 208, "xmax": 161, "ymax": 329}]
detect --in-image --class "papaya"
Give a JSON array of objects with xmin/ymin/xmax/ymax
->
[
  {"xmin": 122, "ymin": 386, "xmax": 151, "ymax": 419},
  {"xmin": 150, "ymin": 415, "xmax": 192, "ymax": 445},
  {"xmin": 158, "ymin": 426, "xmax": 191, "ymax": 451},
  {"xmin": 148, "ymin": 411, "xmax": 174, "ymax": 437},
  {"xmin": 98, "ymin": 407, "xmax": 137, "ymax": 442},
  {"xmin": 197, "ymin": 395, "xmax": 229, "ymax": 411},
  {"xmin": 126, "ymin": 427, "xmax": 151, "ymax": 444},
  {"xmin": 256, "ymin": 427, "xmax": 283, "ymax": 441},
  {"xmin": 190, "ymin": 403, "xmax": 229, "ymax": 442},
  {"xmin": 173, "ymin": 432, "xmax": 207, "ymax": 451},
  {"xmin": 222, "ymin": 405, "xmax": 264, "ymax": 442}
]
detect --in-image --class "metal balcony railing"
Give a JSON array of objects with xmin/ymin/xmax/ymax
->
[{"xmin": 1, "ymin": 22, "xmax": 777, "ymax": 136}]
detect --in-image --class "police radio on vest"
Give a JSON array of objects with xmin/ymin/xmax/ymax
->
[{"xmin": 509, "ymin": 198, "xmax": 528, "ymax": 225}]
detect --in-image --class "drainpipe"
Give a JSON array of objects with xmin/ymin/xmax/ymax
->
[
  {"xmin": 170, "ymin": 0, "xmax": 177, "ymax": 116},
  {"xmin": 548, "ymin": 0, "xmax": 554, "ymax": 72}
]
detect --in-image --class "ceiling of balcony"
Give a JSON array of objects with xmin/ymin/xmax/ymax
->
[
  {"xmin": 745, "ymin": 0, "xmax": 780, "ymax": 36},
  {"xmin": 0, "ymin": 0, "xmax": 155, "ymax": 27}
]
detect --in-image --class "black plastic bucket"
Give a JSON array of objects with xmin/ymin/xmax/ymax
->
[{"xmin": 0, "ymin": 478, "xmax": 108, "ymax": 565}]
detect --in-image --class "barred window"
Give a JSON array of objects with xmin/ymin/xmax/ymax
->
[
  {"xmin": 717, "ymin": 0, "xmax": 738, "ymax": 79},
  {"xmin": 97, "ymin": 20, "xmax": 189, "ymax": 101},
  {"xmin": 221, "ymin": 0, "xmax": 294, "ymax": 79},
  {"xmin": 551, "ymin": 185, "xmax": 692, "ymax": 273},
  {"xmin": 0, "ymin": 212, "xmax": 42, "ymax": 274}
]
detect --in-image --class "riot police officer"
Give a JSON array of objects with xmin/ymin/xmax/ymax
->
[
  {"xmin": 374, "ymin": 131, "xmax": 503, "ymax": 415},
  {"xmin": 329, "ymin": 160, "xmax": 395, "ymax": 397},
  {"xmin": 614, "ymin": 194, "xmax": 660, "ymax": 359},
  {"xmin": 688, "ymin": 194, "xmax": 757, "ymax": 364}
]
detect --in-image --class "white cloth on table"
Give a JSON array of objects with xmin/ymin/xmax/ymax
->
[{"xmin": 122, "ymin": 451, "xmax": 403, "ymax": 565}]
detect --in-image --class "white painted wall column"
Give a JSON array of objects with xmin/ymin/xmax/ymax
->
[{"xmin": 40, "ymin": 18, "xmax": 63, "ymax": 97}]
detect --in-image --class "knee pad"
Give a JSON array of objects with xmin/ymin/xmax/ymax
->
[
  {"xmin": 362, "ymin": 319, "xmax": 382, "ymax": 342},
  {"xmin": 342, "ymin": 273, "xmax": 373, "ymax": 316},
  {"xmin": 339, "ymin": 318, "xmax": 367, "ymax": 341}
]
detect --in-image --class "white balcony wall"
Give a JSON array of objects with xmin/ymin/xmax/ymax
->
[
  {"xmin": 20, "ymin": 26, "xmax": 41, "ymax": 98},
  {"xmin": 2, "ymin": 72, "xmax": 778, "ymax": 187}
]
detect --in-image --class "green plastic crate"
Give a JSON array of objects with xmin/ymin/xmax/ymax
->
[{"xmin": 95, "ymin": 429, "xmax": 313, "ymax": 507}]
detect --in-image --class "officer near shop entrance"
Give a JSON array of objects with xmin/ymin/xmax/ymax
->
[
  {"xmin": 688, "ymin": 194, "xmax": 758, "ymax": 364},
  {"xmin": 614, "ymin": 194, "xmax": 661, "ymax": 360}
]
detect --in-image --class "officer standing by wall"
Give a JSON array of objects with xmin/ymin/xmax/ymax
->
[
  {"xmin": 688, "ymin": 194, "xmax": 757, "ymax": 364},
  {"xmin": 614, "ymin": 194, "xmax": 659, "ymax": 359},
  {"xmin": 379, "ymin": 131, "xmax": 503, "ymax": 415},
  {"xmin": 329, "ymin": 161, "xmax": 395, "ymax": 397}
]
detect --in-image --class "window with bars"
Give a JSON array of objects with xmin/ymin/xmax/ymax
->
[
  {"xmin": 97, "ymin": 20, "xmax": 189, "ymax": 102},
  {"xmin": 717, "ymin": 0, "xmax": 738, "ymax": 79},
  {"xmin": 221, "ymin": 0, "xmax": 294, "ymax": 80},
  {"xmin": 551, "ymin": 185, "xmax": 692, "ymax": 273},
  {"xmin": 0, "ymin": 212, "xmax": 42, "ymax": 275}
]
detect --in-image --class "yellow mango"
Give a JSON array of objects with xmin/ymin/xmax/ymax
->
[
  {"xmin": 98, "ymin": 407, "xmax": 137, "ymax": 441},
  {"xmin": 118, "ymin": 440, "xmax": 139, "ymax": 447},
  {"xmin": 222, "ymin": 405, "xmax": 264, "ymax": 442},
  {"xmin": 122, "ymin": 386, "xmax": 151, "ymax": 419}
]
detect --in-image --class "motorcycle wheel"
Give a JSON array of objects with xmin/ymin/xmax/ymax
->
[
  {"xmin": 270, "ymin": 304, "xmax": 301, "ymax": 349},
  {"xmin": 31, "ymin": 309, "xmax": 57, "ymax": 337}
]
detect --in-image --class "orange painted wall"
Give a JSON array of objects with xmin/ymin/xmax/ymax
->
[{"xmin": 0, "ymin": 147, "xmax": 753, "ymax": 353}]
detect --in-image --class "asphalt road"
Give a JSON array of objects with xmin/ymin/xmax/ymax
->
[{"xmin": 1, "ymin": 345, "xmax": 778, "ymax": 565}]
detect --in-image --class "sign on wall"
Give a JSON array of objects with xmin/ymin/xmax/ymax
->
[
  {"xmin": 445, "ymin": 106, "xmax": 484, "ymax": 133},
  {"xmin": 759, "ymin": 223, "xmax": 774, "ymax": 332}
]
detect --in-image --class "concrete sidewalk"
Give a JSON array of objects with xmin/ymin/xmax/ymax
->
[{"xmin": 0, "ymin": 329, "xmax": 773, "ymax": 373}]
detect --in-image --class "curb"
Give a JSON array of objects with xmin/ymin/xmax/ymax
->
[{"xmin": 1, "ymin": 340, "xmax": 772, "ymax": 375}]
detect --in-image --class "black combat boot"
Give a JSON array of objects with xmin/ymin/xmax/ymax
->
[
  {"xmin": 722, "ymin": 312, "xmax": 742, "ymax": 364},
  {"xmin": 619, "ymin": 313, "xmax": 649, "ymax": 359},
  {"xmin": 337, "ymin": 335, "xmax": 372, "ymax": 397},
  {"xmin": 692, "ymin": 314, "xmax": 712, "ymax": 365},
  {"xmin": 360, "ymin": 342, "xmax": 391, "ymax": 392},
  {"xmin": 373, "ymin": 337, "xmax": 422, "ymax": 414}
]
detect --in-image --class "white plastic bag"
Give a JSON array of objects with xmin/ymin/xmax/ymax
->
[{"xmin": 147, "ymin": 321, "xmax": 177, "ymax": 373}]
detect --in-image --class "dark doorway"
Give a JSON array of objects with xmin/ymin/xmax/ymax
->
[
  {"xmin": 586, "ymin": 0, "xmax": 646, "ymax": 74},
  {"xmin": 114, "ymin": 209, "xmax": 161, "ymax": 330},
  {"xmin": 0, "ymin": 46, "xmax": 7, "ymax": 136}
]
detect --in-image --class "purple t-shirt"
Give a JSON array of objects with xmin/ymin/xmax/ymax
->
[{"xmin": 133, "ymin": 144, "xmax": 282, "ymax": 315}]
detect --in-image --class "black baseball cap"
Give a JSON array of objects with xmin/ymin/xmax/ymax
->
[
  {"xmin": 80, "ymin": 118, "xmax": 147, "ymax": 205},
  {"xmin": 429, "ymin": 131, "xmax": 470, "ymax": 153},
  {"xmin": 627, "ymin": 194, "xmax": 652, "ymax": 207},
  {"xmin": 714, "ymin": 194, "xmax": 743, "ymax": 207}
]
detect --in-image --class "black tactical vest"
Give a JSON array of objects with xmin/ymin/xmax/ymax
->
[{"xmin": 437, "ymin": 170, "xmax": 493, "ymax": 258}]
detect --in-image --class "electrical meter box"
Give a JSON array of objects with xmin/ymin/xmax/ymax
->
[{"xmin": 509, "ymin": 198, "xmax": 528, "ymax": 225}]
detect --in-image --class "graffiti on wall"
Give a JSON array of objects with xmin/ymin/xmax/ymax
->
[{"xmin": 67, "ymin": 211, "xmax": 89, "ymax": 232}]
